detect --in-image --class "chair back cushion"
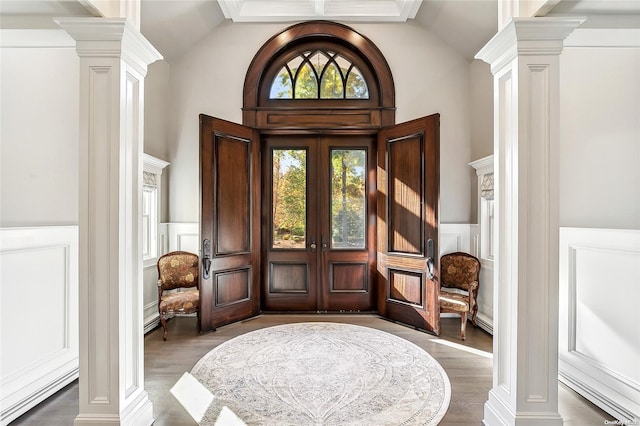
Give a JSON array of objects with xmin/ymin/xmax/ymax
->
[
  {"xmin": 440, "ymin": 252, "xmax": 480, "ymax": 290},
  {"xmin": 157, "ymin": 251, "xmax": 199, "ymax": 290}
]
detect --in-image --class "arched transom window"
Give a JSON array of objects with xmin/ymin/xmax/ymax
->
[
  {"xmin": 243, "ymin": 21, "xmax": 395, "ymax": 129},
  {"xmin": 270, "ymin": 50, "xmax": 369, "ymax": 99}
]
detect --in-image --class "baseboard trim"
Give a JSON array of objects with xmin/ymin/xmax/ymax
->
[
  {"xmin": 559, "ymin": 369, "xmax": 638, "ymax": 424},
  {"xmin": 475, "ymin": 313, "xmax": 493, "ymax": 335},
  {"xmin": 1, "ymin": 368, "xmax": 78, "ymax": 425}
]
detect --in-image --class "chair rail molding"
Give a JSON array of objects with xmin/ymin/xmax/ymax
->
[{"xmin": 0, "ymin": 226, "xmax": 79, "ymax": 425}]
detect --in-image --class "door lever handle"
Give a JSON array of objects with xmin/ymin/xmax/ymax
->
[
  {"xmin": 426, "ymin": 257, "xmax": 435, "ymax": 280},
  {"xmin": 202, "ymin": 239, "xmax": 212, "ymax": 279},
  {"xmin": 426, "ymin": 238, "xmax": 435, "ymax": 280}
]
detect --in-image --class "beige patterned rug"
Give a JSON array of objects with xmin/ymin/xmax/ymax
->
[
  {"xmin": 191, "ymin": 322, "xmax": 451, "ymax": 426},
  {"xmin": 191, "ymin": 322, "xmax": 451, "ymax": 425}
]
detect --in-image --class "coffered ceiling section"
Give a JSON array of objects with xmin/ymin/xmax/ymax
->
[{"xmin": 217, "ymin": 0, "xmax": 423, "ymax": 22}]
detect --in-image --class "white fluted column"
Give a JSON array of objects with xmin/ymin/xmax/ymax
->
[
  {"xmin": 56, "ymin": 18, "xmax": 162, "ymax": 425},
  {"xmin": 476, "ymin": 17, "xmax": 584, "ymax": 426}
]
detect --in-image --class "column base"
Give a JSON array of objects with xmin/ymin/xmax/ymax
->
[
  {"xmin": 74, "ymin": 392, "xmax": 154, "ymax": 426},
  {"xmin": 483, "ymin": 389, "xmax": 563, "ymax": 426}
]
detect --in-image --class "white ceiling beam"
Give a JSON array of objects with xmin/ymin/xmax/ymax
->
[{"xmin": 217, "ymin": 0, "xmax": 422, "ymax": 22}]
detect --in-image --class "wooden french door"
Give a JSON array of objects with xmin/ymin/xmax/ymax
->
[
  {"xmin": 199, "ymin": 115, "xmax": 261, "ymax": 332},
  {"xmin": 376, "ymin": 115, "xmax": 441, "ymax": 334},
  {"xmin": 200, "ymin": 114, "xmax": 439, "ymax": 333},
  {"xmin": 262, "ymin": 135, "xmax": 376, "ymax": 312}
]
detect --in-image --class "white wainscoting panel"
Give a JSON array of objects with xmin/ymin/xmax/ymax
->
[
  {"xmin": 559, "ymin": 227, "xmax": 640, "ymax": 424},
  {"xmin": 439, "ymin": 224, "xmax": 471, "ymax": 255},
  {"xmin": 143, "ymin": 265, "xmax": 160, "ymax": 334},
  {"xmin": 164, "ymin": 222, "xmax": 199, "ymax": 254},
  {"xmin": 475, "ymin": 259, "xmax": 494, "ymax": 335},
  {"xmin": 0, "ymin": 226, "xmax": 79, "ymax": 425}
]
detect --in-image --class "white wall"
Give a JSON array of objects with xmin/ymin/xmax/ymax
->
[
  {"xmin": 166, "ymin": 21, "xmax": 475, "ymax": 224},
  {"xmin": 0, "ymin": 31, "xmax": 79, "ymax": 227},
  {"xmin": 556, "ymin": 30, "xmax": 640, "ymax": 423},
  {"xmin": 469, "ymin": 59, "xmax": 494, "ymax": 222},
  {"xmin": 469, "ymin": 59, "xmax": 494, "ymax": 162},
  {"xmin": 144, "ymin": 60, "xmax": 170, "ymax": 159},
  {"xmin": 560, "ymin": 36, "xmax": 640, "ymax": 230},
  {"xmin": 144, "ymin": 60, "xmax": 171, "ymax": 223}
]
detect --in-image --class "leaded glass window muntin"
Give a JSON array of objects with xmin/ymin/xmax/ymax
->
[
  {"xmin": 259, "ymin": 40, "xmax": 379, "ymax": 108},
  {"xmin": 270, "ymin": 50, "xmax": 369, "ymax": 100}
]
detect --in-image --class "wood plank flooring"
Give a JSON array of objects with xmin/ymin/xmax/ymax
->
[{"xmin": 10, "ymin": 314, "xmax": 613, "ymax": 425}]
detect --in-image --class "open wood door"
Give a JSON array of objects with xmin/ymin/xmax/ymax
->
[
  {"xmin": 199, "ymin": 115, "xmax": 261, "ymax": 332},
  {"xmin": 377, "ymin": 115, "xmax": 440, "ymax": 334}
]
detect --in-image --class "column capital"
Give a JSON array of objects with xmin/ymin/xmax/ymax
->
[
  {"xmin": 476, "ymin": 17, "xmax": 585, "ymax": 74},
  {"xmin": 55, "ymin": 17, "xmax": 162, "ymax": 75}
]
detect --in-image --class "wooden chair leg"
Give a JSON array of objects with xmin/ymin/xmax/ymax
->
[
  {"xmin": 460, "ymin": 311, "xmax": 467, "ymax": 340},
  {"xmin": 471, "ymin": 306, "xmax": 478, "ymax": 327},
  {"xmin": 160, "ymin": 315, "xmax": 168, "ymax": 341}
]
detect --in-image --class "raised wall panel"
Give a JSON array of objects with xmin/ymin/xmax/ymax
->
[
  {"xmin": 215, "ymin": 135, "xmax": 250, "ymax": 255},
  {"xmin": 214, "ymin": 269, "xmax": 251, "ymax": 307},
  {"xmin": 559, "ymin": 227, "xmax": 640, "ymax": 424},
  {"xmin": 270, "ymin": 263, "xmax": 308, "ymax": 293},
  {"xmin": 388, "ymin": 269, "xmax": 423, "ymax": 307},
  {"xmin": 439, "ymin": 224, "xmax": 472, "ymax": 255},
  {"xmin": 0, "ymin": 226, "xmax": 79, "ymax": 425},
  {"xmin": 165, "ymin": 222, "xmax": 199, "ymax": 254},
  {"xmin": 387, "ymin": 135, "xmax": 424, "ymax": 255},
  {"xmin": 330, "ymin": 263, "xmax": 367, "ymax": 292}
]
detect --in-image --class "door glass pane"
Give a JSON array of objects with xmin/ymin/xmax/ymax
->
[
  {"xmin": 272, "ymin": 149, "xmax": 307, "ymax": 249},
  {"xmin": 331, "ymin": 149, "xmax": 366, "ymax": 249}
]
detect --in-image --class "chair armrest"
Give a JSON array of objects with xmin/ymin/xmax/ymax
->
[
  {"xmin": 157, "ymin": 280, "xmax": 163, "ymax": 309},
  {"xmin": 468, "ymin": 280, "xmax": 479, "ymax": 307}
]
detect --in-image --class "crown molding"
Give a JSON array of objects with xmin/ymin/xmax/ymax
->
[
  {"xmin": 143, "ymin": 154, "xmax": 169, "ymax": 175},
  {"xmin": 476, "ymin": 17, "xmax": 586, "ymax": 73},
  {"xmin": 54, "ymin": 17, "xmax": 162, "ymax": 73},
  {"xmin": 469, "ymin": 155, "xmax": 494, "ymax": 176}
]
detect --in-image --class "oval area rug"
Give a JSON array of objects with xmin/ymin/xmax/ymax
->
[{"xmin": 191, "ymin": 322, "xmax": 451, "ymax": 425}]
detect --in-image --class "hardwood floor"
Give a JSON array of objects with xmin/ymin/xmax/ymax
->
[{"xmin": 11, "ymin": 314, "xmax": 613, "ymax": 425}]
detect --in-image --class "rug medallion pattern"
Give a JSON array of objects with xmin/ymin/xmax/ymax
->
[{"xmin": 191, "ymin": 322, "xmax": 451, "ymax": 425}]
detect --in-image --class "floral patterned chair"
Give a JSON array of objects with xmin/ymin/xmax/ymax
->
[
  {"xmin": 439, "ymin": 251, "xmax": 481, "ymax": 340},
  {"xmin": 157, "ymin": 251, "xmax": 200, "ymax": 340}
]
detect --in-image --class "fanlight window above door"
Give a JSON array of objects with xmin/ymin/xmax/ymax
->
[{"xmin": 269, "ymin": 50, "xmax": 369, "ymax": 99}]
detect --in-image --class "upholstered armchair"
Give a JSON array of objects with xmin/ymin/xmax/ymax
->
[
  {"xmin": 439, "ymin": 252, "xmax": 481, "ymax": 340},
  {"xmin": 157, "ymin": 251, "xmax": 200, "ymax": 340}
]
